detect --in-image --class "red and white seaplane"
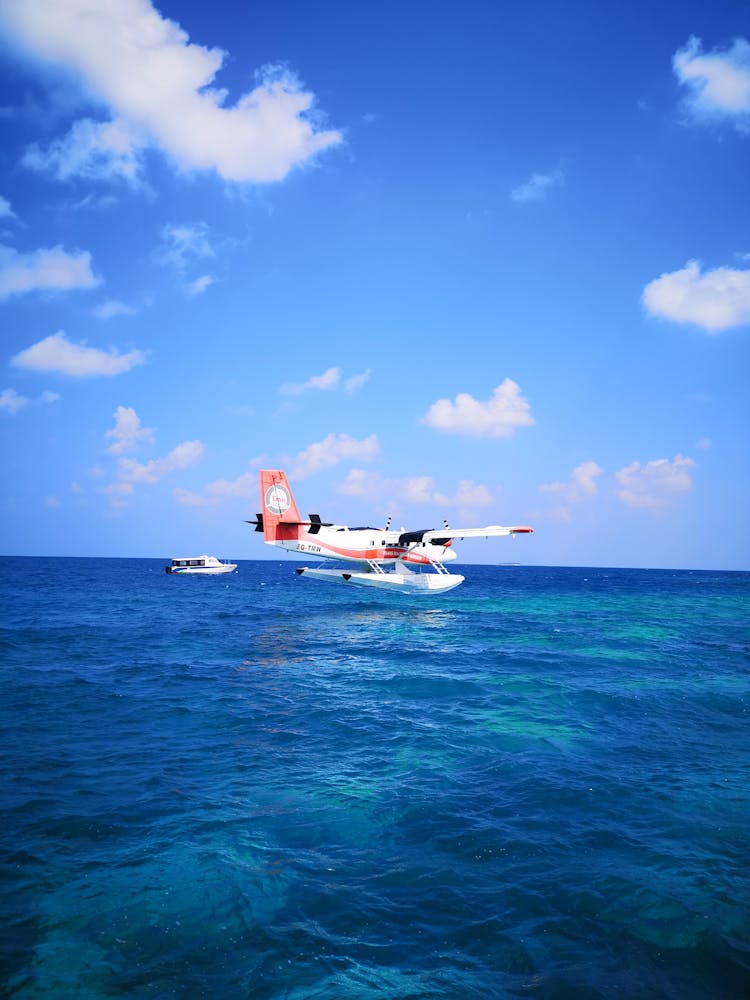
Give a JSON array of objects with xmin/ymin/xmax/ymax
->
[{"xmin": 250, "ymin": 469, "xmax": 533, "ymax": 594}]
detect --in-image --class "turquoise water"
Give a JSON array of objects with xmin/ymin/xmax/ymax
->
[{"xmin": 1, "ymin": 558, "xmax": 748, "ymax": 997}]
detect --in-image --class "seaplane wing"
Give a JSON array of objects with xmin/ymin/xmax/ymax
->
[
  {"xmin": 252, "ymin": 469, "xmax": 533, "ymax": 595},
  {"xmin": 399, "ymin": 525, "xmax": 533, "ymax": 544}
]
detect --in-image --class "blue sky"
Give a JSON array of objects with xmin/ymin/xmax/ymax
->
[{"xmin": 1, "ymin": 0, "xmax": 748, "ymax": 569}]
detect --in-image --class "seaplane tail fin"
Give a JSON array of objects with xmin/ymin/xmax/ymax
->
[{"xmin": 259, "ymin": 470, "xmax": 304, "ymax": 543}]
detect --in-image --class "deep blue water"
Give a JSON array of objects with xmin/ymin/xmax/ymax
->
[{"xmin": 1, "ymin": 557, "xmax": 748, "ymax": 998}]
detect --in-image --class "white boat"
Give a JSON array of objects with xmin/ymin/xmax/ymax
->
[{"xmin": 165, "ymin": 555, "xmax": 237, "ymax": 575}]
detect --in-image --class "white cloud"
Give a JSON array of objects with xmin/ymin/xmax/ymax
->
[
  {"xmin": 92, "ymin": 299, "xmax": 136, "ymax": 319},
  {"xmin": 187, "ymin": 274, "xmax": 215, "ymax": 296},
  {"xmin": 696, "ymin": 437, "xmax": 711, "ymax": 450},
  {"xmin": 0, "ymin": 388, "xmax": 29, "ymax": 414},
  {"xmin": 1, "ymin": 0, "xmax": 342, "ymax": 184},
  {"xmin": 642, "ymin": 260, "xmax": 750, "ymax": 332},
  {"xmin": 540, "ymin": 460, "xmax": 602, "ymax": 502},
  {"xmin": 615, "ymin": 455, "xmax": 696, "ymax": 510},
  {"xmin": 173, "ymin": 468, "xmax": 263, "ymax": 507},
  {"xmin": 281, "ymin": 367, "xmax": 341, "ymax": 395},
  {"xmin": 289, "ymin": 433, "xmax": 379, "ymax": 480},
  {"xmin": 159, "ymin": 222, "xmax": 214, "ymax": 272},
  {"xmin": 0, "ymin": 388, "xmax": 60, "ymax": 415},
  {"xmin": 12, "ymin": 331, "xmax": 147, "ymax": 376},
  {"xmin": 23, "ymin": 117, "xmax": 143, "ymax": 183},
  {"xmin": 345, "ymin": 368, "xmax": 372, "ymax": 393},
  {"xmin": 422, "ymin": 378, "xmax": 534, "ymax": 438},
  {"xmin": 540, "ymin": 460, "xmax": 602, "ymax": 522},
  {"xmin": 104, "ymin": 405, "xmax": 155, "ymax": 454},
  {"xmin": 0, "ymin": 195, "xmax": 15, "ymax": 218},
  {"xmin": 673, "ymin": 36, "xmax": 750, "ymax": 129},
  {"xmin": 173, "ymin": 487, "xmax": 213, "ymax": 507},
  {"xmin": 0, "ymin": 244, "xmax": 98, "ymax": 298},
  {"xmin": 510, "ymin": 169, "xmax": 564, "ymax": 203},
  {"xmin": 117, "ymin": 440, "xmax": 204, "ymax": 486},
  {"xmin": 339, "ymin": 469, "xmax": 494, "ymax": 509},
  {"xmin": 45, "ymin": 495, "xmax": 61, "ymax": 508}
]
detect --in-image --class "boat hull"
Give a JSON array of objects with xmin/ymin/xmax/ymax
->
[{"xmin": 166, "ymin": 564, "xmax": 236, "ymax": 575}]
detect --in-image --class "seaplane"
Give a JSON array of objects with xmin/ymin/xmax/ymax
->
[{"xmin": 248, "ymin": 469, "xmax": 533, "ymax": 594}]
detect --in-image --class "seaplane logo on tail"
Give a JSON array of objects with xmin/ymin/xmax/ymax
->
[
  {"xmin": 265, "ymin": 484, "xmax": 290, "ymax": 515},
  {"xmin": 250, "ymin": 469, "xmax": 533, "ymax": 595}
]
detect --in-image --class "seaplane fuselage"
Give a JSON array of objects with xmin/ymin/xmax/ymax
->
[{"xmin": 268, "ymin": 520, "xmax": 458, "ymax": 565}]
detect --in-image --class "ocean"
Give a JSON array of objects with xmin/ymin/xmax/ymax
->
[{"xmin": 1, "ymin": 557, "xmax": 748, "ymax": 998}]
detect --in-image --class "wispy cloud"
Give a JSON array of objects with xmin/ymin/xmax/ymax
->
[
  {"xmin": 340, "ymin": 469, "xmax": 496, "ymax": 511},
  {"xmin": 345, "ymin": 368, "xmax": 371, "ymax": 393},
  {"xmin": 510, "ymin": 168, "xmax": 564, "ymax": 203},
  {"xmin": 23, "ymin": 117, "xmax": 143, "ymax": 184},
  {"xmin": 92, "ymin": 299, "xmax": 136, "ymax": 320},
  {"xmin": 539, "ymin": 460, "xmax": 602, "ymax": 521},
  {"xmin": 12, "ymin": 331, "xmax": 147, "ymax": 377},
  {"xmin": 673, "ymin": 36, "xmax": 750, "ymax": 131},
  {"xmin": 281, "ymin": 367, "xmax": 341, "ymax": 395},
  {"xmin": 1, "ymin": 0, "xmax": 342, "ymax": 184},
  {"xmin": 642, "ymin": 260, "xmax": 750, "ymax": 332},
  {"xmin": 289, "ymin": 433, "xmax": 380, "ymax": 480},
  {"xmin": 0, "ymin": 387, "xmax": 59, "ymax": 415},
  {"xmin": 187, "ymin": 274, "xmax": 215, "ymax": 296},
  {"xmin": 0, "ymin": 244, "xmax": 98, "ymax": 299},
  {"xmin": 0, "ymin": 195, "xmax": 16, "ymax": 219},
  {"xmin": 175, "ymin": 471, "xmax": 257, "ymax": 506},
  {"xmin": 422, "ymin": 378, "xmax": 534, "ymax": 438},
  {"xmin": 158, "ymin": 223, "xmax": 215, "ymax": 272},
  {"xmin": 615, "ymin": 455, "xmax": 696, "ymax": 510},
  {"xmin": 118, "ymin": 440, "xmax": 204, "ymax": 485}
]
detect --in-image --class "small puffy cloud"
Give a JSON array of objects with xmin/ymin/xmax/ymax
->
[
  {"xmin": 510, "ymin": 169, "xmax": 564, "ymax": 203},
  {"xmin": 117, "ymin": 440, "xmax": 204, "ymax": 487},
  {"xmin": 289, "ymin": 433, "xmax": 380, "ymax": 480},
  {"xmin": 0, "ymin": 244, "xmax": 98, "ymax": 299},
  {"xmin": 696, "ymin": 437, "xmax": 711, "ymax": 450},
  {"xmin": 104, "ymin": 405, "xmax": 154, "ymax": 454},
  {"xmin": 92, "ymin": 299, "xmax": 135, "ymax": 319},
  {"xmin": 642, "ymin": 260, "xmax": 750, "ymax": 332},
  {"xmin": 345, "ymin": 368, "xmax": 371, "ymax": 393},
  {"xmin": 45, "ymin": 495, "xmax": 61, "ymax": 508},
  {"xmin": 1, "ymin": 0, "xmax": 341, "ymax": 184},
  {"xmin": 615, "ymin": 454, "xmax": 696, "ymax": 510},
  {"xmin": 0, "ymin": 388, "xmax": 29, "ymax": 414},
  {"xmin": 0, "ymin": 195, "xmax": 16, "ymax": 218},
  {"xmin": 281, "ymin": 367, "xmax": 341, "ymax": 396},
  {"xmin": 673, "ymin": 36, "xmax": 750, "ymax": 129},
  {"xmin": 0, "ymin": 388, "xmax": 60, "ymax": 414},
  {"xmin": 12, "ymin": 331, "xmax": 147, "ymax": 376},
  {"xmin": 422, "ymin": 378, "xmax": 534, "ymax": 438}
]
